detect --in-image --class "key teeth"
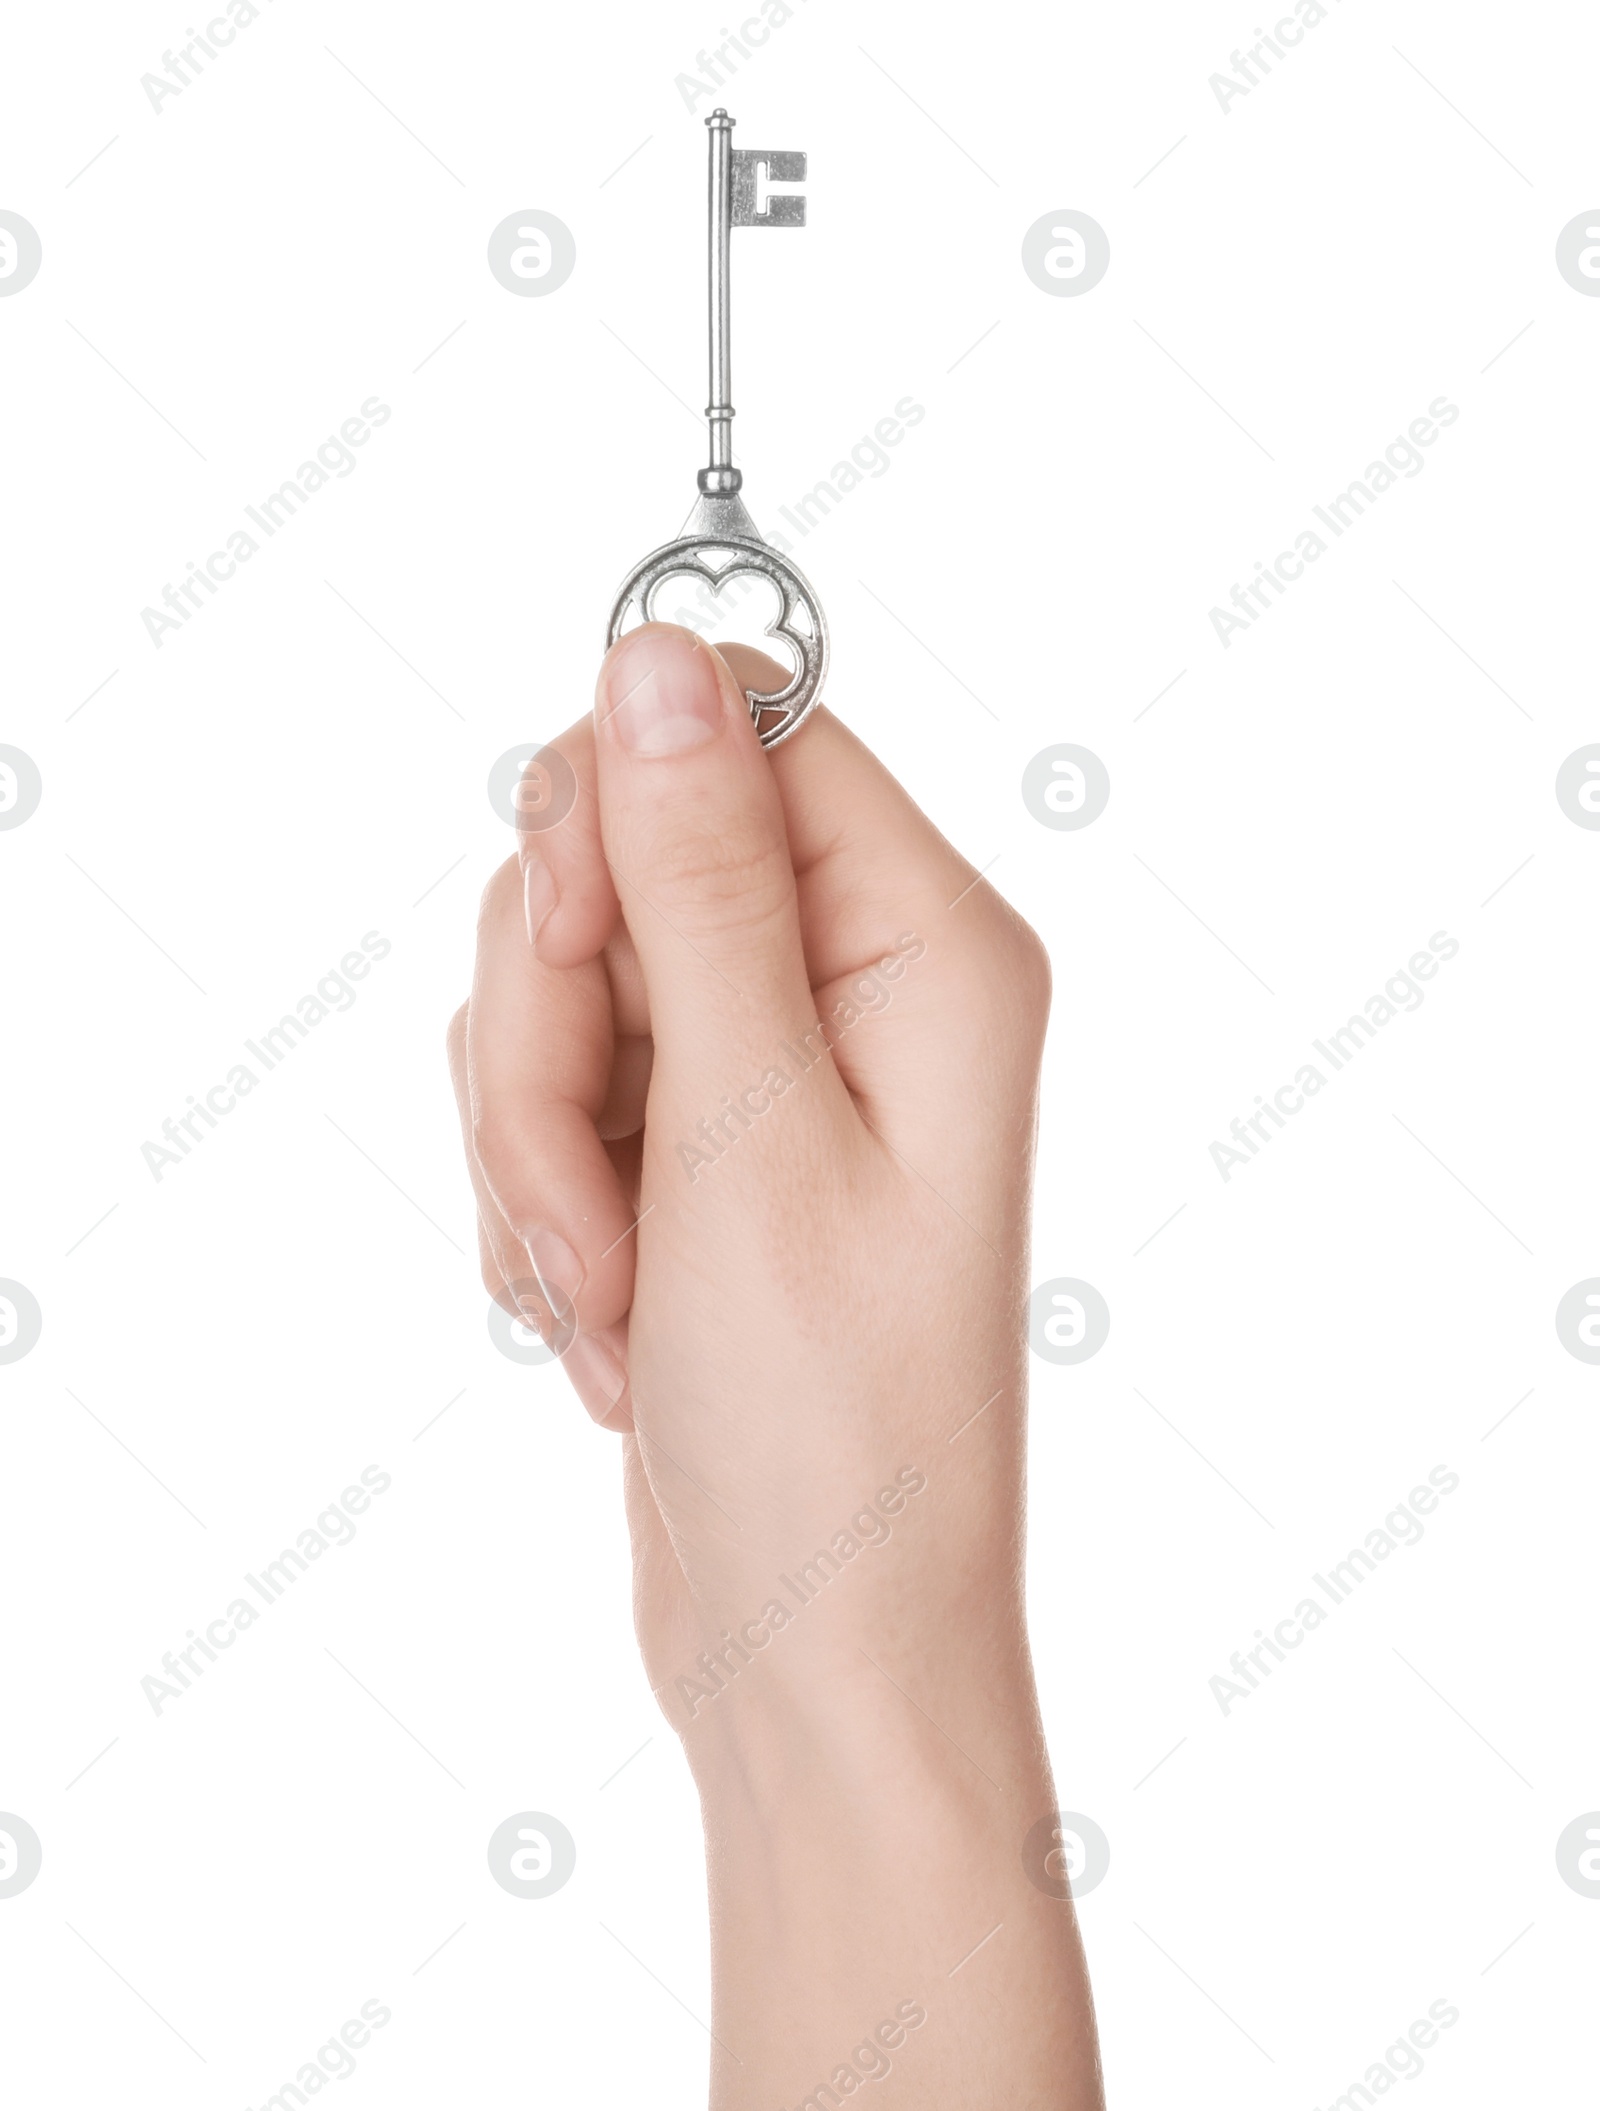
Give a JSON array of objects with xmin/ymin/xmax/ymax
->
[{"xmin": 730, "ymin": 148, "xmax": 808, "ymax": 226}]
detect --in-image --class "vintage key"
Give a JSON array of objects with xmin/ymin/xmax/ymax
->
[{"xmin": 606, "ymin": 110, "xmax": 829, "ymax": 748}]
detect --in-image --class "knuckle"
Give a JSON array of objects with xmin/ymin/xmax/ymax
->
[
  {"xmin": 445, "ymin": 1001, "xmax": 469, "ymax": 1066},
  {"xmin": 950, "ymin": 895, "xmax": 1053, "ymax": 1022},
  {"xmin": 645, "ymin": 817, "xmax": 793, "ymax": 930},
  {"xmin": 1003, "ymin": 914, "xmax": 1053, "ymax": 1020}
]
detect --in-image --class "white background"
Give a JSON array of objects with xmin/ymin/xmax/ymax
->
[{"xmin": 2, "ymin": 0, "xmax": 1597, "ymax": 2103}]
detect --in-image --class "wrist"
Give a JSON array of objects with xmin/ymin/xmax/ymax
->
[{"xmin": 678, "ymin": 1610, "xmax": 1051, "ymax": 1819}]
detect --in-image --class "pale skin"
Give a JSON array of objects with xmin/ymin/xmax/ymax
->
[{"xmin": 448, "ymin": 623, "xmax": 1104, "ymax": 2108}]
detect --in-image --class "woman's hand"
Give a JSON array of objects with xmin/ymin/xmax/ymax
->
[{"xmin": 449, "ymin": 624, "xmax": 1103, "ymax": 2108}]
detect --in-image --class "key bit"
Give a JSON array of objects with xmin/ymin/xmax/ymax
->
[
  {"xmin": 731, "ymin": 147, "xmax": 806, "ymax": 227},
  {"xmin": 606, "ymin": 110, "xmax": 830, "ymax": 750}
]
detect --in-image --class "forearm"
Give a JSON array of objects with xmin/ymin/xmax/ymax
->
[{"xmin": 688, "ymin": 1640, "xmax": 1104, "ymax": 2109}]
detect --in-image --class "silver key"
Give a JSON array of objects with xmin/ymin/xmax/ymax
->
[{"xmin": 606, "ymin": 110, "xmax": 829, "ymax": 749}]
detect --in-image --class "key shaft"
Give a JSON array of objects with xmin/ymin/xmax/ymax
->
[
  {"xmin": 698, "ymin": 113, "xmax": 807, "ymax": 498},
  {"xmin": 703, "ymin": 111, "xmax": 738, "ymax": 493}
]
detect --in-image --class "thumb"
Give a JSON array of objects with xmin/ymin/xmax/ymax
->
[{"xmin": 591, "ymin": 623, "xmax": 827, "ymax": 1079}]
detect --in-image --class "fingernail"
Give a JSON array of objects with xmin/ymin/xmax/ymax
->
[
  {"xmin": 511, "ymin": 1285, "xmax": 556, "ymax": 1347},
  {"xmin": 600, "ymin": 627, "xmax": 724, "ymax": 758},
  {"xmin": 562, "ymin": 1328, "xmax": 627, "ymax": 1408},
  {"xmin": 523, "ymin": 854, "xmax": 556, "ymax": 947},
  {"xmin": 521, "ymin": 1225, "xmax": 584, "ymax": 1326}
]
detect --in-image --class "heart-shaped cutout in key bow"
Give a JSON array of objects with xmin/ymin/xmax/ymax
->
[{"xmin": 607, "ymin": 529, "xmax": 828, "ymax": 749}]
